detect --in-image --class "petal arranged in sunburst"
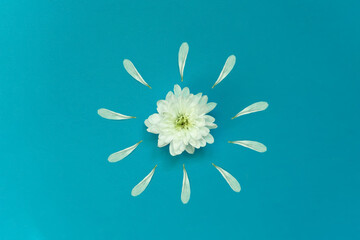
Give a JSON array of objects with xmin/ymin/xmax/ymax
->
[
  {"xmin": 212, "ymin": 163, "xmax": 241, "ymax": 192},
  {"xmin": 212, "ymin": 55, "xmax": 236, "ymax": 88},
  {"xmin": 232, "ymin": 101, "xmax": 268, "ymax": 119},
  {"xmin": 229, "ymin": 140, "xmax": 267, "ymax": 153},
  {"xmin": 97, "ymin": 108, "xmax": 136, "ymax": 120},
  {"xmin": 131, "ymin": 165, "xmax": 157, "ymax": 197},
  {"xmin": 178, "ymin": 42, "xmax": 189, "ymax": 82},
  {"xmin": 181, "ymin": 164, "xmax": 191, "ymax": 204},
  {"xmin": 123, "ymin": 59, "xmax": 151, "ymax": 89},
  {"xmin": 108, "ymin": 140, "xmax": 143, "ymax": 162}
]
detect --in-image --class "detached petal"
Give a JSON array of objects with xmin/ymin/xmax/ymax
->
[
  {"xmin": 181, "ymin": 165, "xmax": 191, "ymax": 204},
  {"xmin": 229, "ymin": 140, "xmax": 267, "ymax": 153},
  {"xmin": 97, "ymin": 108, "xmax": 135, "ymax": 120},
  {"xmin": 212, "ymin": 55, "xmax": 236, "ymax": 88},
  {"xmin": 232, "ymin": 102, "xmax": 268, "ymax": 119},
  {"xmin": 123, "ymin": 59, "xmax": 151, "ymax": 89},
  {"xmin": 131, "ymin": 165, "xmax": 157, "ymax": 197},
  {"xmin": 212, "ymin": 163, "xmax": 241, "ymax": 192},
  {"xmin": 178, "ymin": 42, "xmax": 189, "ymax": 82},
  {"xmin": 108, "ymin": 141, "xmax": 142, "ymax": 162}
]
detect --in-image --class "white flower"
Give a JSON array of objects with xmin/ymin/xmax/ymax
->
[{"xmin": 145, "ymin": 84, "xmax": 217, "ymax": 156}]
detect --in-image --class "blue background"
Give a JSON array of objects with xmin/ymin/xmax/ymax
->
[{"xmin": 1, "ymin": 0, "xmax": 359, "ymax": 239}]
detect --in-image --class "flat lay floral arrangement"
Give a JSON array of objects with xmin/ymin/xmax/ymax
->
[{"xmin": 97, "ymin": 42, "xmax": 269, "ymax": 204}]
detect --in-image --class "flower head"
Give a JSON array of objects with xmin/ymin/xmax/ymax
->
[{"xmin": 145, "ymin": 84, "xmax": 217, "ymax": 156}]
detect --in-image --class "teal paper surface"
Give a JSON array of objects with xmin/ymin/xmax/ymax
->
[{"xmin": 1, "ymin": 0, "xmax": 359, "ymax": 239}]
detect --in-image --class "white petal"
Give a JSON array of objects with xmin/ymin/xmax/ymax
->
[
  {"xmin": 229, "ymin": 140, "xmax": 267, "ymax": 153},
  {"xmin": 199, "ymin": 127, "xmax": 210, "ymax": 136},
  {"xmin": 189, "ymin": 138, "xmax": 200, "ymax": 149},
  {"xmin": 189, "ymin": 129, "xmax": 200, "ymax": 140},
  {"xmin": 147, "ymin": 113, "xmax": 161, "ymax": 124},
  {"xmin": 232, "ymin": 101, "xmax": 269, "ymax": 119},
  {"xmin": 185, "ymin": 145, "xmax": 195, "ymax": 154},
  {"xmin": 181, "ymin": 165, "xmax": 191, "ymax": 204},
  {"xmin": 131, "ymin": 165, "xmax": 157, "ymax": 197},
  {"xmin": 199, "ymin": 138, "xmax": 206, "ymax": 147},
  {"xmin": 156, "ymin": 100, "xmax": 168, "ymax": 114},
  {"xmin": 174, "ymin": 84, "xmax": 182, "ymax": 97},
  {"xmin": 175, "ymin": 143, "xmax": 186, "ymax": 155},
  {"xmin": 172, "ymin": 138, "xmax": 182, "ymax": 151},
  {"xmin": 182, "ymin": 87, "xmax": 190, "ymax": 97},
  {"xmin": 206, "ymin": 123, "xmax": 218, "ymax": 129},
  {"xmin": 198, "ymin": 102, "xmax": 217, "ymax": 115},
  {"xmin": 199, "ymin": 95, "xmax": 208, "ymax": 105},
  {"xmin": 146, "ymin": 126, "xmax": 160, "ymax": 134},
  {"xmin": 108, "ymin": 141, "xmax": 142, "ymax": 162},
  {"xmin": 204, "ymin": 134, "xmax": 214, "ymax": 144},
  {"xmin": 205, "ymin": 102, "xmax": 217, "ymax": 114},
  {"xmin": 158, "ymin": 137, "xmax": 168, "ymax": 147},
  {"xmin": 212, "ymin": 163, "xmax": 241, "ymax": 192},
  {"xmin": 169, "ymin": 141, "xmax": 177, "ymax": 156},
  {"xmin": 166, "ymin": 91, "xmax": 174, "ymax": 101},
  {"xmin": 204, "ymin": 115, "xmax": 215, "ymax": 123},
  {"xmin": 123, "ymin": 59, "xmax": 151, "ymax": 89},
  {"xmin": 178, "ymin": 42, "xmax": 189, "ymax": 82},
  {"xmin": 97, "ymin": 108, "xmax": 135, "ymax": 120},
  {"xmin": 212, "ymin": 55, "xmax": 236, "ymax": 88}
]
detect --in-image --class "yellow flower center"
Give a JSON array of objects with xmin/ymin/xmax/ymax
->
[{"xmin": 175, "ymin": 114, "xmax": 190, "ymax": 129}]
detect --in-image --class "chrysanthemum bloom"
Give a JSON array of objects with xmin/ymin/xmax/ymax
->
[
  {"xmin": 145, "ymin": 84, "xmax": 217, "ymax": 156},
  {"xmin": 97, "ymin": 42, "xmax": 268, "ymax": 204}
]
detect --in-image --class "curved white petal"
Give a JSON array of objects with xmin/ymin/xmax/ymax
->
[
  {"xmin": 181, "ymin": 165, "xmax": 190, "ymax": 204},
  {"xmin": 212, "ymin": 163, "xmax": 241, "ymax": 192},
  {"xmin": 108, "ymin": 140, "xmax": 142, "ymax": 162},
  {"xmin": 178, "ymin": 42, "xmax": 189, "ymax": 82},
  {"xmin": 182, "ymin": 87, "xmax": 190, "ymax": 97},
  {"xmin": 97, "ymin": 108, "xmax": 135, "ymax": 120},
  {"xmin": 229, "ymin": 140, "xmax": 267, "ymax": 153},
  {"xmin": 205, "ymin": 102, "xmax": 217, "ymax": 114},
  {"xmin": 206, "ymin": 123, "xmax": 218, "ymax": 129},
  {"xmin": 204, "ymin": 134, "xmax": 214, "ymax": 144},
  {"xmin": 232, "ymin": 102, "xmax": 269, "ymax": 119},
  {"xmin": 131, "ymin": 165, "xmax": 157, "ymax": 197},
  {"xmin": 212, "ymin": 55, "xmax": 236, "ymax": 88},
  {"xmin": 185, "ymin": 145, "xmax": 195, "ymax": 154},
  {"xmin": 169, "ymin": 141, "xmax": 176, "ymax": 156},
  {"xmin": 123, "ymin": 59, "xmax": 151, "ymax": 89},
  {"xmin": 174, "ymin": 84, "xmax": 182, "ymax": 97}
]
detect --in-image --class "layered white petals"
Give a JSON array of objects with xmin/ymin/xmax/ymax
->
[
  {"xmin": 131, "ymin": 165, "xmax": 157, "ymax": 197},
  {"xmin": 178, "ymin": 42, "xmax": 189, "ymax": 82},
  {"xmin": 97, "ymin": 108, "xmax": 135, "ymax": 120},
  {"xmin": 229, "ymin": 140, "xmax": 267, "ymax": 153},
  {"xmin": 145, "ymin": 85, "xmax": 217, "ymax": 156},
  {"xmin": 123, "ymin": 59, "xmax": 151, "ymax": 89},
  {"xmin": 212, "ymin": 163, "xmax": 241, "ymax": 192},
  {"xmin": 181, "ymin": 165, "xmax": 191, "ymax": 204},
  {"xmin": 108, "ymin": 141, "xmax": 142, "ymax": 162},
  {"xmin": 212, "ymin": 55, "xmax": 236, "ymax": 88},
  {"xmin": 232, "ymin": 101, "xmax": 269, "ymax": 119}
]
